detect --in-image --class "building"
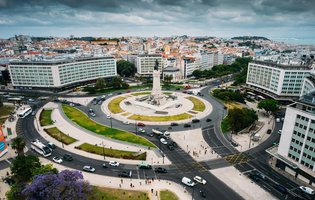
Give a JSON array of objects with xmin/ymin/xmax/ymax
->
[
  {"xmin": 301, "ymin": 73, "xmax": 315, "ymax": 96},
  {"xmin": 162, "ymin": 66, "xmax": 181, "ymax": 82},
  {"xmin": 136, "ymin": 54, "xmax": 163, "ymax": 77},
  {"xmin": 273, "ymin": 92, "xmax": 315, "ymax": 185},
  {"xmin": 246, "ymin": 60, "xmax": 313, "ymax": 100},
  {"xmin": 181, "ymin": 57, "xmax": 197, "ymax": 78},
  {"xmin": 8, "ymin": 56, "xmax": 116, "ymax": 91}
]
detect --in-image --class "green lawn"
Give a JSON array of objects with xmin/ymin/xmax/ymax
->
[
  {"xmin": 39, "ymin": 109, "xmax": 54, "ymax": 126},
  {"xmin": 221, "ymin": 117, "xmax": 230, "ymax": 133},
  {"xmin": 89, "ymin": 186, "xmax": 149, "ymax": 200},
  {"xmin": 62, "ymin": 104, "xmax": 156, "ymax": 148},
  {"xmin": 0, "ymin": 105, "xmax": 14, "ymax": 117},
  {"xmin": 76, "ymin": 143, "xmax": 146, "ymax": 160},
  {"xmin": 186, "ymin": 96, "xmax": 206, "ymax": 112},
  {"xmin": 160, "ymin": 190, "xmax": 179, "ymax": 200},
  {"xmin": 128, "ymin": 113, "xmax": 192, "ymax": 122},
  {"xmin": 108, "ymin": 96, "xmax": 126, "ymax": 114},
  {"xmin": 44, "ymin": 127, "xmax": 77, "ymax": 145}
]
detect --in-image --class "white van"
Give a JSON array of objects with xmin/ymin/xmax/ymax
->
[
  {"xmin": 299, "ymin": 186, "xmax": 315, "ymax": 195},
  {"xmin": 182, "ymin": 177, "xmax": 195, "ymax": 187}
]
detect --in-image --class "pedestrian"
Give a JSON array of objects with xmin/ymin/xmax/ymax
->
[
  {"xmin": 151, "ymin": 188, "xmax": 153, "ymax": 193},
  {"xmin": 140, "ymin": 181, "xmax": 142, "ymax": 185},
  {"xmin": 121, "ymin": 179, "xmax": 123, "ymax": 184},
  {"xmin": 119, "ymin": 184, "xmax": 121, "ymax": 188},
  {"xmin": 130, "ymin": 183, "xmax": 132, "ymax": 188}
]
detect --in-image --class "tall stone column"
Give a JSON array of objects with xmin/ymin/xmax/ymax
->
[{"xmin": 151, "ymin": 69, "xmax": 162, "ymax": 105}]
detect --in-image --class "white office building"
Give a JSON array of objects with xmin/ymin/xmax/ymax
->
[
  {"xmin": 136, "ymin": 54, "xmax": 163, "ymax": 76},
  {"xmin": 246, "ymin": 60, "xmax": 312, "ymax": 99},
  {"xmin": 9, "ymin": 56, "xmax": 116, "ymax": 90}
]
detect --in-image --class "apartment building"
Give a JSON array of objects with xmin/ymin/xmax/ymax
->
[
  {"xmin": 9, "ymin": 56, "xmax": 116, "ymax": 90},
  {"xmin": 136, "ymin": 54, "xmax": 163, "ymax": 77}
]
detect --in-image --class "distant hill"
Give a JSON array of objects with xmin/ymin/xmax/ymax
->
[{"xmin": 231, "ymin": 36, "xmax": 270, "ymax": 41}]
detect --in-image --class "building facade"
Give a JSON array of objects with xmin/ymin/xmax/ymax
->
[
  {"xmin": 136, "ymin": 54, "xmax": 163, "ymax": 76},
  {"xmin": 9, "ymin": 57, "xmax": 116, "ymax": 90},
  {"xmin": 162, "ymin": 66, "xmax": 181, "ymax": 82},
  {"xmin": 301, "ymin": 73, "xmax": 315, "ymax": 96},
  {"xmin": 246, "ymin": 60, "xmax": 312, "ymax": 99}
]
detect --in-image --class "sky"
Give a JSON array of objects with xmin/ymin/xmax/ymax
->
[{"xmin": 0, "ymin": 0, "xmax": 315, "ymax": 42}]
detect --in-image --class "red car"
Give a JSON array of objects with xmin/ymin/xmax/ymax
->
[{"xmin": 137, "ymin": 122, "xmax": 145, "ymax": 127}]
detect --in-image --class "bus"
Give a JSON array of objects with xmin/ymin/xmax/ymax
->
[
  {"xmin": 31, "ymin": 139, "xmax": 52, "ymax": 157},
  {"xmin": 17, "ymin": 107, "xmax": 32, "ymax": 118}
]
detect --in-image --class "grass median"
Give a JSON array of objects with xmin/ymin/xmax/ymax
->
[
  {"xmin": 185, "ymin": 96, "xmax": 206, "ymax": 112},
  {"xmin": 128, "ymin": 113, "xmax": 192, "ymax": 122},
  {"xmin": 160, "ymin": 190, "xmax": 179, "ymax": 200},
  {"xmin": 89, "ymin": 186, "xmax": 149, "ymax": 200},
  {"xmin": 44, "ymin": 127, "xmax": 77, "ymax": 145},
  {"xmin": 0, "ymin": 105, "xmax": 14, "ymax": 117},
  {"xmin": 40, "ymin": 109, "xmax": 54, "ymax": 126},
  {"xmin": 76, "ymin": 143, "xmax": 146, "ymax": 160},
  {"xmin": 62, "ymin": 104, "xmax": 156, "ymax": 148},
  {"xmin": 108, "ymin": 96, "xmax": 126, "ymax": 114}
]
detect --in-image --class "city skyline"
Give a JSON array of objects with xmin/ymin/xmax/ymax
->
[{"xmin": 0, "ymin": 0, "xmax": 315, "ymax": 45}]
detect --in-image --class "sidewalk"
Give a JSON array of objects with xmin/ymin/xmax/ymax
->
[
  {"xmin": 36, "ymin": 102, "xmax": 170, "ymax": 165},
  {"xmin": 41, "ymin": 158, "xmax": 190, "ymax": 200}
]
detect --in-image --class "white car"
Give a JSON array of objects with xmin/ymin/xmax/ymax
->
[
  {"xmin": 123, "ymin": 121, "xmax": 130, "ymax": 125},
  {"xmin": 160, "ymin": 138, "xmax": 167, "ymax": 145},
  {"xmin": 109, "ymin": 161, "xmax": 120, "ymax": 167},
  {"xmin": 299, "ymin": 186, "xmax": 315, "ymax": 195},
  {"xmin": 83, "ymin": 166, "xmax": 95, "ymax": 172},
  {"xmin": 278, "ymin": 130, "xmax": 282, "ymax": 134},
  {"xmin": 52, "ymin": 156, "xmax": 63, "ymax": 164},
  {"xmin": 138, "ymin": 128, "xmax": 146, "ymax": 133},
  {"xmin": 194, "ymin": 176, "xmax": 207, "ymax": 184},
  {"xmin": 106, "ymin": 115, "xmax": 111, "ymax": 119}
]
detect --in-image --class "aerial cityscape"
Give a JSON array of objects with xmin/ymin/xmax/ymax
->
[{"xmin": 0, "ymin": 0, "xmax": 315, "ymax": 200}]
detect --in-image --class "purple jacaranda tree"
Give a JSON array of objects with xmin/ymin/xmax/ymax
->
[{"xmin": 22, "ymin": 170, "xmax": 93, "ymax": 200}]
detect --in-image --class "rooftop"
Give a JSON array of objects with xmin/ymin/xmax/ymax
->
[{"xmin": 251, "ymin": 60, "xmax": 312, "ymax": 70}]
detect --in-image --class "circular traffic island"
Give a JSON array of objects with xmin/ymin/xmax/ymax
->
[{"xmin": 103, "ymin": 91, "xmax": 212, "ymax": 125}]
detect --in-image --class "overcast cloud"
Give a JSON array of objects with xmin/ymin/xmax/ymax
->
[{"xmin": 0, "ymin": 0, "xmax": 315, "ymax": 42}]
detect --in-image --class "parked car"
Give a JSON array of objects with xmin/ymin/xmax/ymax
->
[
  {"xmin": 137, "ymin": 122, "xmax": 145, "ymax": 127},
  {"xmin": 118, "ymin": 171, "xmax": 132, "ymax": 178},
  {"xmin": 299, "ymin": 186, "xmax": 315, "ymax": 195},
  {"xmin": 47, "ymin": 142, "xmax": 56, "ymax": 149},
  {"xmin": 83, "ymin": 166, "xmax": 95, "ymax": 172},
  {"xmin": 109, "ymin": 161, "xmax": 120, "ymax": 167},
  {"xmin": 154, "ymin": 167, "xmax": 167, "ymax": 173},
  {"xmin": 206, "ymin": 118, "xmax": 212, "ymax": 122},
  {"xmin": 160, "ymin": 138, "xmax": 167, "ymax": 145},
  {"xmin": 194, "ymin": 176, "xmax": 207, "ymax": 184},
  {"xmin": 192, "ymin": 119, "xmax": 200, "ymax": 123},
  {"xmin": 184, "ymin": 124, "xmax": 191, "ymax": 128},
  {"xmin": 52, "ymin": 156, "xmax": 63, "ymax": 164},
  {"xmin": 138, "ymin": 163, "xmax": 152, "ymax": 169},
  {"xmin": 63, "ymin": 154, "xmax": 73, "ymax": 161}
]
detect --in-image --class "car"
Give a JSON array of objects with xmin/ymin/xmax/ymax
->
[
  {"xmin": 117, "ymin": 92, "xmax": 122, "ymax": 95},
  {"xmin": 274, "ymin": 184, "xmax": 287, "ymax": 194},
  {"xmin": 106, "ymin": 115, "xmax": 111, "ymax": 119},
  {"xmin": 118, "ymin": 171, "xmax": 132, "ymax": 178},
  {"xmin": 278, "ymin": 130, "xmax": 282, "ymax": 134},
  {"xmin": 192, "ymin": 119, "xmax": 200, "ymax": 123},
  {"xmin": 170, "ymin": 122, "xmax": 179, "ymax": 126},
  {"xmin": 146, "ymin": 132, "xmax": 154, "ymax": 137},
  {"xmin": 168, "ymin": 144, "xmax": 174, "ymax": 150},
  {"xmin": 182, "ymin": 177, "xmax": 195, "ymax": 187},
  {"xmin": 93, "ymin": 101, "xmax": 98, "ymax": 105},
  {"xmin": 276, "ymin": 118, "xmax": 280, "ymax": 122},
  {"xmin": 69, "ymin": 103, "xmax": 75, "ymax": 107},
  {"xmin": 194, "ymin": 176, "xmax": 207, "ymax": 184},
  {"xmin": 248, "ymin": 173, "xmax": 260, "ymax": 182},
  {"xmin": 267, "ymin": 129, "xmax": 272, "ymax": 134},
  {"xmin": 47, "ymin": 142, "xmax": 56, "ymax": 149},
  {"xmin": 138, "ymin": 163, "xmax": 152, "ymax": 169},
  {"xmin": 254, "ymin": 171, "xmax": 267, "ymax": 181},
  {"xmin": 138, "ymin": 128, "xmax": 146, "ymax": 133},
  {"xmin": 31, "ymin": 111, "xmax": 36, "ymax": 116},
  {"xmin": 123, "ymin": 121, "xmax": 130, "ymax": 125},
  {"xmin": 109, "ymin": 161, "xmax": 120, "ymax": 167},
  {"xmin": 154, "ymin": 167, "xmax": 167, "ymax": 173},
  {"xmin": 200, "ymin": 190, "xmax": 206, "ymax": 198},
  {"xmin": 299, "ymin": 186, "xmax": 315, "ymax": 195},
  {"xmin": 160, "ymin": 138, "xmax": 167, "ymax": 145},
  {"xmin": 102, "ymin": 163, "xmax": 107, "ymax": 168},
  {"xmin": 206, "ymin": 118, "xmax": 212, "ymax": 122},
  {"xmin": 63, "ymin": 154, "xmax": 73, "ymax": 161},
  {"xmin": 108, "ymin": 93, "xmax": 113, "ymax": 96},
  {"xmin": 137, "ymin": 122, "xmax": 145, "ymax": 127},
  {"xmin": 184, "ymin": 124, "xmax": 191, "ymax": 128},
  {"xmin": 98, "ymin": 101, "xmax": 103, "ymax": 105},
  {"xmin": 89, "ymin": 109, "xmax": 94, "ymax": 113},
  {"xmin": 169, "ymin": 141, "xmax": 177, "ymax": 147},
  {"xmin": 52, "ymin": 156, "xmax": 63, "ymax": 163},
  {"xmin": 83, "ymin": 166, "xmax": 95, "ymax": 172},
  {"xmin": 90, "ymin": 112, "xmax": 96, "ymax": 117}
]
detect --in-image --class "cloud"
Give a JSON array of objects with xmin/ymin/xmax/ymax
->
[{"xmin": 0, "ymin": 0, "xmax": 314, "ymax": 39}]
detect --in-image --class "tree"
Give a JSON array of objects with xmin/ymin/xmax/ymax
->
[
  {"xmin": 164, "ymin": 75, "xmax": 173, "ymax": 85},
  {"xmin": 32, "ymin": 163, "xmax": 58, "ymax": 177},
  {"xmin": 6, "ymin": 183, "xmax": 26, "ymax": 200},
  {"xmin": 22, "ymin": 170, "xmax": 93, "ymax": 200},
  {"xmin": 11, "ymin": 155, "xmax": 41, "ymax": 183},
  {"xmin": 11, "ymin": 137, "xmax": 26, "ymax": 156},
  {"xmin": 227, "ymin": 108, "xmax": 258, "ymax": 134},
  {"xmin": 116, "ymin": 60, "xmax": 137, "ymax": 77},
  {"xmin": 257, "ymin": 99, "xmax": 279, "ymax": 114},
  {"xmin": 95, "ymin": 78, "xmax": 106, "ymax": 89}
]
